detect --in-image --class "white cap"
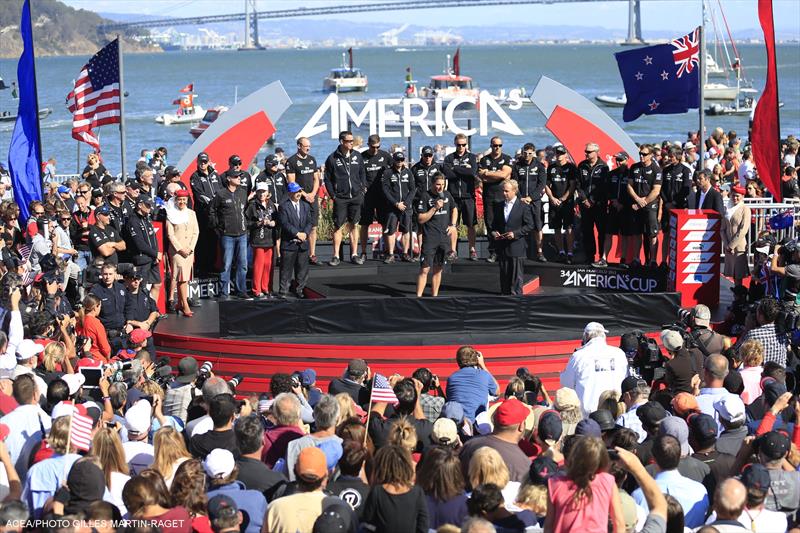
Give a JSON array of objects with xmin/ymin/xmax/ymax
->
[
  {"xmin": 204, "ymin": 448, "xmax": 235, "ymax": 479},
  {"xmin": 0, "ymin": 354, "xmax": 16, "ymax": 380},
  {"xmin": 51, "ymin": 400, "xmax": 79, "ymax": 420},
  {"xmin": 125, "ymin": 400, "xmax": 152, "ymax": 435},
  {"xmin": 683, "ymin": 141, "xmax": 696, "ymax": 150},
  {"xmin": 660, "ymin": 329, "xmax": 684, "ymax": 352},
  {"xmin": 16, "ymin": 339, "xmax": 44, "ymax": 361},
  {"xmin": 714, "ymin": 396, "xmax": 746, "ymax": 425},
  {"xmin": 255, "ymin": 182, "xmax": 269, "ymax": 192},
  {"xmin": 62, "ymin": 373, "xmax": 86, "ymax": 396},
  {"xmin": 583, "ymin": 322, "xmax": 609, "ymax": 336}
]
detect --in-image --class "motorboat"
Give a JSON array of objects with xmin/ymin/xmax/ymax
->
[
  {"xmin": 323, "ymin": 48, "xmax": 368, "ymax": 93},
  {"xmin": 189, "ymin": 106, "xmax": 228, "ymax": 139},
  {"xmin": 706, "ymin": 53, "xmax": 725, "ymax": 77},
  {"xmin": 156, "ymin": 86, "xmax": 205, "ymax": 125},
  {"xmin": 413, "ymin": 48, "xmax": 479, "ymax": 107},
  {"xmin": 0, "ymin": 108, "xmax": 51, "ymax": 123},
  {"xmin": 495, "ymin": 87, "xmax": 534, "ymax": 107},
  {"xmin": 706, "ymin": 96, "xmax": 783, "ymax": 116},
  {"xmin": 595, "ymin": 94, "xmax": 627, "ymax": 107},
  {"xmin": 704, "ymin": 82, "xmax": 738, "ymax": 101}
]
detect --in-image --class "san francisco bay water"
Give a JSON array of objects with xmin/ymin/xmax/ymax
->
[{"xmin": 1, "ymin": 43, "xmax": 798, "ymax": 175}]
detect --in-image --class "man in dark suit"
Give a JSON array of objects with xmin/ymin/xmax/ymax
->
[
  {"xmin": 691, "ymin": 169, "xmax": 725, "ymax": 215},
  {"xmin": 277, "ymin": 182, "xmax": 312, "ymax": 299},
  {"xmin": 489, "ymin": 179, "xmax": 534, "ymax": 295}
]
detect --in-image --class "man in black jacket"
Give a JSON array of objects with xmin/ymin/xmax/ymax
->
[
  {"xmin": 411, "ymin": 146, "xmax": 444, "ymax": 257},
  {"xmin": 125, "ymin": 196, "xmax": 162, "ymax": 302},
  {"xmin": 627, "ymin": 144, "xmax": 662, "ymax": 267},
  {"xmin": 323, "ymin": 131, "xmax": 366, "ymax": 266},
  {"xmin": 359, "ymin": 135, "xmax": 391, "ymax": 261},
  {"xmin": 219, "ymin": 154, "xmax": 252, "ymax": 194},
  {"xmin": 577, "ymin": 143, "xmax": 609, "ymax": 265},
  {"xmin": 513, "ymin": 143, "xmax": 547, "ymax": 262},
  {"xmin": 209, "ymin": 171, "xmax": 249, "ymax": 299},
  {"xmin": 660, "ymin": 147, "xmax": 693, "ymax": 263},
  {"xmin": 691, "ymin": 170, "xmax": 725, "ymax": 215},
  {"xmin": 479, "ymin": 137, "xmax": 513, "ymax": 264},
  {"xmin": 489, "ymin": 179, "xmax": 534, "ymax": 295},
  {"xmin": 443, "ymin": 133, "xmax": 478, "ymax": 261},
  {"xmin": 277, "ymin": 182, "xmax": 313, "ymax": 299},
  {"xmin": 381, "ymin": 152, "xmax": 416, "ymax": 263},
  {"xmin": 189, "ymin": 152, "xmax": 221, "ymax": 275}
]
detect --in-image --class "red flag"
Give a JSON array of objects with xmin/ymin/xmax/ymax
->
[
  {"xmin": 453, "ymin": 47, "xmax": 460, "ymax": 77},
  {"xmin": 172, "ymin": 98, "xmax": 181, "ymax": 105},
  {"xmin": 752, "ymin": 0, "xmax": 781, "ymax": 201},
  {"xmin": 180, "ymin": 83, "xmax": 193, "ymax": 93}
]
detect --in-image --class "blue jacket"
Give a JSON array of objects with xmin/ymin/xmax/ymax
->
[{"xmin": 207, "ymin": 481, "xmax": 267, "ymax": 533}]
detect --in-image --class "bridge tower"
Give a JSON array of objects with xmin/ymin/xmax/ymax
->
[
  {"xmin": 623, "ymin": 0, "xmax": 646, "ymax": 45},
  {"xmin": 239, "ymin": 0, "xmax": 263, "ymax": 50}
]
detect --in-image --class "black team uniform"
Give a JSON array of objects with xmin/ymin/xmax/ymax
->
[
  {"xmin": 360, "ymin": 149, "xmax": 392, "ymax": 257},
  {"xmin": 443, "ymin": 151, "xmax": 477, "ymax": 258},
  {"xmin": 417, "ymin": 190, "xmax": 455, "ymax": 269},
  {"xmin": 189, "ymin": 157, "xmax": 221, "ymax": 275},
  {"xmin": 627, "ymin": 159, "xmax": 662, "ymax": 265},
  {"xmin": 513, "ymin": 156, "xmax": 547, "ymax": 259},
  {"xmin": 576, "ymin": 158, "xmax": 609, "ymax": 264},
  {"xmin": 546, "ymin": 159, "xmax": 578, "ymax": 262}
]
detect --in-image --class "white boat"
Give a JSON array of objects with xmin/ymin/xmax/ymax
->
[
  {"xmin": 155, "ymin": 90, "xmax": 205, "ymax": 125},
  {"xmin": 495, "ymin": 88, "xmax": 534, "ymax": 107},
  {"xmin": 706, "ymin": 97, "xmax": 783, "ymax": 116},
  {"xmin": 189, "ymin": 106, "xmax": 228, "ymax": 139},
  {"xmin": 323, "ymin": 48, "xmax": 368, "ymax": 93},
  {"xmin": 595, "ymin": 94, "xmax": 627, "ymax": 107},
  {"xmin": 413, "ymin": 49, "xmax": 479, "ymax": 107},
  {"xmin": 706, "ymin": 53, "xmax": 725, "ymax": 77},
  {"xmin": 704, "ymin": 82, "xmax": 738, "ymax": 101}
]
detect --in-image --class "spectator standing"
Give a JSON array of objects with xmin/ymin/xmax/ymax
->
[
  {"xmin": 362, "ymin": 444, "xmax": 428, "ymax": 533},
  {"xmin": 165, "ymin": 189, "xmax": 199, "ymax": 315},
  {"xmin": 696, "ymin": 355, "xmax": 739, "ymax": 428},
  {"xmin": 736, "ymin": 298, "xmax": 789, "ymax": 367},
  {"xmin": 234, "ymin": 414, "xmax": 286, "ymax": 498},
  {"xmin": 737, "ymin": 340, "xmax": 764, "ymax": 405},
  {"xmin": 205, "ymin": 448, "xmax": 267, "ymax": 533}
]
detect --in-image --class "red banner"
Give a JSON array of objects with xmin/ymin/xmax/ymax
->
[
  {"xmin": 180, "ymin": 83, "xmax": 193, "ymax": 93},
  {"xmin": 752, "ymin": 0, "xmax": 781, "ymax": 201}
]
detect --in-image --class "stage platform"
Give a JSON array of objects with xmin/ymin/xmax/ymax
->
[{"xmin": 155, "ymin": 258, "xmax": 683, "ymax": 397}]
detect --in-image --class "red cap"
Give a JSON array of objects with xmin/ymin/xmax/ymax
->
[
  {"xmin": 493, "ymin": 398, "xmax": 529, "ymax": 426},
  {"xmin": 129, "ymin": 329, "xmax": 152, "ymax": 345},
  {"xmin": 731, "ymin": 185, "xmax": 746, "ymax": 195},
  {"xmin": 175, "ymin": 189, "xmax": 190, "ymax": 198}
]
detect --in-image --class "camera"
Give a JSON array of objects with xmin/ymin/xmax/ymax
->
[
  {"xmin": 228, "ymin": 374, "xmax": 244, "ymax": 391},
  {"xmin": 779, "ymin": 239, "xmax": 799, "ymax": 264},
  {"xmin": 194, "ymin": 361, "xmax": 213, "ymax": 390},
  {"xmin": 105, "ymin": 360, "xmax": 133, "ymax": 373},
  {"xmin": 676, "ymin": 308, "xmax": 694, "ymax": 328},
  {"xmin": 626, "ymin": 330, "xmax": 664, "ymax": 382}
]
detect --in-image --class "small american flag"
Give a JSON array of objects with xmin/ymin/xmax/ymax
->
[
  {"xmin": 66, "ymin": 39, "xmax": 121, "ymax": 152},
  {"xmin": 69, "ymin": 411, "xmax": 94, "ymax": 452},
  {"xmin": 16, "ymin": 244, "xmax": 35, "ymax": 286},
  {"xmin": 371, "ymin": 374, "xmax": 399, "ymax": 405}
]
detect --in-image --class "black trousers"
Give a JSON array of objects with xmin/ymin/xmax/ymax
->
[
  {"xmin": 483, "ymin": 200, "xmax": 503, "ymax": 254},
  {"xmin": 279, "ymin": 246, "xmax": 309, "ymax": 295},
  {"xmin": 499, "ymin": 255, "xmax": 525, "ymax": 295},
  {"xmin": 579, "ymin": 204, "xmax": 605, "ymax": 262}
]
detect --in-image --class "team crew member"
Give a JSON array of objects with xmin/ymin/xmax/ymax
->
[
  {"xmin": 90, "ymin": 263, "xmax": 128, "ymax": 353},
  {"xmin": 359, "ymin": 135, "xmax": 392, "ymax": 261},
  {"xmin": 660, "ymin": 146, "xmax": 692, "ymax": 264},
  {"xmin": 285, "ymin": 137, "xmax": 321, "ymax": 264},
  {"xmin": 89, "ymin": 205, "xmax": 126, "ymax": 265},
  {"xmin": 105, "ymin": 182, "xmax": 127, "ymax": 234},
  {"xmin": 209, "ymin": 170, "xmax": 249, "ymax": 299},
  {"xmin": 478, "ymin": 136, "xmax": 513, "ymax": 264},
  {"xmin": 125, "ymin": 196, "xmax": 162, "ymax": 302},
  {"xmin": 411, "ymin": 146, "xmax": 443, "ymax": 257},
  {"xmin": 443, "ymin": 133, "xmax": 478, "ymax": 261},
  {"xmin": 137, "ymin": 167, "xmax": 156, "ymax": 201},
  {"xmin": 323, "ymin": 131, "xmax": 367, "ymax": 266},
  {"xmin": 546, "ymin": 146, "xmax": 578, "ymax": 264},
  {"xmin": 489, "ymin": 179, "xmax": 534, "ymax": 295},
  {"xmin": 381, "ymin": 151, "xmax": 416, "ymax": 263},
  {"xmin": 627, "ymin": 144, "xmax": 662, "ymax": 268},
  {"xmin": 416, "ymin": 176, "xmax": 457, "ymax": 297},
  {"xmin": 278, "ymin": 182, "xmax": 313, "ymax": 299},
  {"xmin": 599, "ymin": 152, "xmax": 631, "ymax": 267},
  {"xmin": 513, "ymin": 143, "xmax": 547, "ymax": 262},
  {"xmin": 219, "ymin": 154, "xmax": 252, "ymax": 194},
  {"xmin": 254, "ymin": 155, "xmax": 288, "ymax": 206},
  {"xmin": 577, "ymin": 143, "xmax": 609, "ymax": 266},
  {"xmin": 190, "ymin": 152, "xmax": 221, "ymax": 275}
]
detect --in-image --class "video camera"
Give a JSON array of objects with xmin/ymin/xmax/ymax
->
[
  {"xmin": 194, "ymin": 361, "xmax": 214, "ymax": 390},
  {"xmin": 779, "ymin": 238, "xmax": 800, "ymax": 264},
  {"xmin": 627, "ymin": 330, "xmax": 664, "ymax": 383}
]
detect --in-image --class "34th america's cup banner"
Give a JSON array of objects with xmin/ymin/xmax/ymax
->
[{"xmin": 668, "ymin": 209, "xmax": 721, "ymax": 307}]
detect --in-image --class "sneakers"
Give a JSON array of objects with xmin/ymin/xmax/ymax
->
[
  {"xmin": 329, "ymin": 256, "xmax": 341, "ymax": 266},
  {"xmin": 592, "ymin": 258, "xmax": 608, "ymax": 268},
  {"xmin": 536, "ymin": 253, "xmax": 547, "ymax": 263},
  {"xmin": 469, "ymin": 249, "xmax": 478, "ymax": 261},
  {"xmin": 486, "ymin": 253, "xmax": 497, "ymax": 264},
  {"xmin": 383, "ymin": 255, "xmax": 395, "ymax": 264},
  {"xmin": 309, "ymin": 255, "xmax": 318, "ymax": 265},
  {"xmin": 351, "ymin": 254, "xmax": 364, "ymax": 265},
  {"xmin": 401, "ymin": 253, "xmax": 413, "ymax": 262}
]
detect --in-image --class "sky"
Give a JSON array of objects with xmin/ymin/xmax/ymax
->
[{"xmin": 61, "ymin": 0, "xmax": 800, "ymax": 35}]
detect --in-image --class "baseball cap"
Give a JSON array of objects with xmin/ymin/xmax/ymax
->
[
  {"xmin": 620, "ymin": 376, "xmax": 644, "ymax": 396},
  {"xmin": 176, "ymin": 357, "xmax": 198, "ymax": 384},
  {"xmin": 197, "ymin": 152, "xmax": 210, "ymax": 163},
  {"xmin": 392, "ymin": 151, "xmax": 406, "ymax": 162},
  {"xmin": 95, "ymin": 205, "xmax": 111, "ymax": 216},
  {"xmin": 62, "ymin": 373, "xmax": 86, "ymax": 396},
  {"xmin": 554, "ymin": 388, "xmax": 580, "ymax": 410},
  {"xmin": 493, "ymin": 398, "xmax": 529, "ymax": 427},
  {"xmin": 296, "ymin": 446, "xmax": 327, "ymax": 480},
  {"xmin": 300, "ymin": 369, "xmax": 317, "ymax": 387},
  {"xmin": 693, "ymin": 304, "xmax": 711, "ymax": 326},
  {"xmin": 740, "ymin": 463, "xmax": 771, "ymax": 491},
  {"xmin": 660, "ymin": 329, "xmax": 684, "ymax": 352},
  {"xmin": 58, "ymin": 185, "xmax": 70, "ymax": 195},
  {"xmin": 229, "ymin": 155, "xmax": 242, "ymax": 166},
  {"xmin": 122, "ymin": 266, "xmax": 144, "ymax": 279},
  {"xmin": 16, "ymin": 339, "xmax": 44, "ymax": 361},
  {"xmin": 537, "ymin": 410, "xmax": 563, "ymax": 444},
  {"xmin": 659, "ymin": 416, "xmax": 690, "ymax": 456},
  {"xmin": 683, "ymin": 141, "xmax": 696, "ymax": 150},
  {"xmin": 432, "ymin": 417, "xmax": 459, "ymax": 446},
  {"xmin": 265, "ymin": 154, "xmax": 279, "ymax": 166},
  {"xmin": 589, "ymin": 409, "xmax": 619, "ymax": 432},
  {"xmin": 529, "ymin": 455, "xmax": 558, "ymax": 485},
  {"xmin": 574, "ymin": 418, "xmax": 602, "ymax": 438},
  {"xmin": 204, "ymin": 448, "xmax": 235, "ymax": 479},
  {"xmin": 137, "ymin": 196, "xmax": 153, "ymax": 208},
  {"xmin": 671, "ymin": 392, "xmax": 700, "ymax": 417},
  {"xmin": 129, "ymin": 329, "xmax": 152, "ymax": 345},
  {"xmin": 637, "ymin": 401, "xmax": 668, "ymax": 428},
  {"xmin": 713, "ymin": 396, "xmax": 746, "ymax": 425},
  {"xmin": 313, "ymin": 507, "xmax": 352, "ymax": 533},
  {"xmin": 785, "ymin": 264, "xmax": 800, "ymax": 280},
  {"xmin": 125, "ymin": 179, "xmax": 141, "ymax": 191},
  {"xmin": 67, "ymin": 459, "xmax": 106, "ymax": 502},
  {"xmin": 125, "ymin": 399, "xmax": 152, "ymax": 435},
  {"xmin": 255, "ymin": 182, "xmax": 269, "ymax": 192},
  {"xmin": 555, "ymin": 146, "xmax": 568, "ymax": 155},
  {"xmin": 584, "ymin": 322, "xmax": 608, "ymax": 336},
  {"xmin": 51, "ymin": 400, "xmax": 80, "ymax": 420},
  {"xmin": 687, "ymin": 413, "xmax": 718, "ymax": 446},
  {"xmin": 346, "ymin": 359, "xmax": 368, "ymax": 377},
  {"xmin": 164, "ymin": 165, "xmax": 180, "ymax": 178},
  {"xmin": 207, "ymin": 494, "xmax": 239, "ymax": 522},
  {"xmin": 757, "ymin": 431, "xmax": 790, "ymax": 461},
  {"xmin": 421, "ymin": 146, "xmax": 434, "ymax": 156},
  {"xmin": 287, "ymin": 182, "xmax": 303, "ymax": 193},
  {"xmin": 615, "ymin": 151, "xmax": 630, "ymax": 161}
]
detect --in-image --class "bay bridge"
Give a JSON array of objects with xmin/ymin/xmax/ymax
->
[{"xmin": 98, "ymin": 0, "xmax": 650, "ymax": 48}]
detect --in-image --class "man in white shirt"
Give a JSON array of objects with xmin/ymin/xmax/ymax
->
[
  {"xmin": 737, "ymin": 151, "xmax": 755, "ymax": 186},
  {"xmin": 12, "ymin": 340, "xmax": 47, "ymax": 403},
  {"xmin": 0, "ymin": 374, "xmax": 51, "ymax": 480},
  {"xmin": 616, "ymin": 376, "xmax": 650, "ymax": 442},
  {"xmin": 560, "ymin": 322, "xmax": 628, "ymax": 416},
  {"xmin": 122, "ymin": 399, "xmax": 154, "ymax": 475}
]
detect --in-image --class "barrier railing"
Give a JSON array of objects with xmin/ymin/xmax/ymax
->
[{"xmin": 743, "ymin": 197, "xmax": 800, "ymax": 268}]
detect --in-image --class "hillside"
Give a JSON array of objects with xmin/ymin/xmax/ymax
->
[{"xmin": 0, "ymin": 0, "xmax": 159, "ymax": 58}]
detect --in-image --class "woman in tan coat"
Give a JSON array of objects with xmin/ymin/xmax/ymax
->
[
  {"xmin": 722, "ymin": 185, "xmax": 751, "ymax": 286},
  {"xmin": 166, "ymin": 189, "xmax": 199, "ymax": 316}
]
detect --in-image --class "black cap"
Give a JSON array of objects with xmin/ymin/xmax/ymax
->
[
  {"xmin": 757, "ymin": 431, "xmax": 790, "ymax": 461},
  {"xmin": 740, "ymin": 463, "xmax": 771, "ymax": 491},
  {"xmin": 197, "ymin": 152, "xmax": 210, "ymax": 163},
  {"xmin": 615, "ymin": 151, "xmax": 630, "ymax": 161},
  {"xmin": 207, "ymin": 494, "xmax": 238, "ymax": 521},
  {"xmin": 620, "ymin": 333, "xmax": 639, "ymax": 353},
  {"xmin": 95, "ymin": 205, "xmax": 111, "ymax": 216},
  {"xmin": 265, "ymin": 154, "xmax": 279, "ymax": 167},
  {"xmin": 686, "ymin": 413, "xmax": 718, "ymax": 444},
  {"xmin": 528, "ymin": 455, "xmax": 559, "ymax": 485},
  {"xmin": 637, "ymin": 401, "xmax": 668, "ymax": 427},
  {"xmin": 122, "ymin": 266, "xmax": 145, "ymax": 279},
  {"xmin": 421, "ymin": 146, "xmax": 434, "ymax": 156},
  {"xmin": 229, "ymin": 154, "xmax": 242, "ymax": 166},
  {"xmin": 589, "ymin": 409, "xmax": 619, "ymax": 432},
  {"xmin": 125, "ymin": 179, "xmax": 141, "ymax": 191},
  {"xmin": 537, "ymin": 410, "xmax": 563, "ymax": 443},
  {"xmin": 392, "ymin": 151, "xmax": 406, "ymax": 162},
  {"xmin": 137, "ymin": 196, "xmax": 153, "ymax": 208},
  {"xmin": 621, "ymin": 376, "xmax": 645, "ymax": 395},
  {"xmin": 554, "ymin": 145, "xmax": 568, "ymax": 155},
  {"xmin": 164, "ymin": 165, "xmax": 180, "ymax": 178}
]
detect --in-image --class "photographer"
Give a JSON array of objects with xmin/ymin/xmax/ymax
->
[
  {"xmin": 412, "ymin": 367, "xmax": 445, "ymax": 422},
  {"xmin": 684, "ymin": 304, "xmax": 725, "ymax": 362},
  {"xmin": 163, "ymin": 357, "xmax": 200, "ymax": 425},
  {"xmin": 446, "ymin": 346, "xmax": 498, "ymax": 423},
  {"xmin": 736, "ymin": 298, "xmax": 789, "ymax": 368},
  {"xmin": 660, "ymin": 329, "xmax": 702, "ymax": 395}
]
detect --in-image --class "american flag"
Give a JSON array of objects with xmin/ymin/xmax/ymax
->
[
  {"xmin": 671, "ymin": 29, "xmax": 700, "ymax": 79},
  {"xmin": 16, "ymin": 244, "xmax": 35, "ymax": 286},
  {"xmin": 69, "ymin": 411, "xmax": 94, "ymax": 452},
  {"xmin": 371, "ymin": 374, "xmax": 399, "ymax": 405},
  {"xmin": 66, "ymin": 39, "xmax": 121, "ymax": 152}
]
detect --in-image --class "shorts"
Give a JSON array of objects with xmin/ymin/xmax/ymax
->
[
  {"xmin": 385, "ymin": 208, "xmax": 412, "ymax": 234},
  {"xmin": 140, "ymin": 260, "xmax": 161, "ymax": 285},
  {"xmin": 453, "ymin": 197, "xmax": 477, "ymax": 227},
  {"xmin": 636, "ymin": 205, "xmax": 660, "ymax": 238},
  {"xmin": 530, "ymin": 200, "xmax": 543, "ymax": 232},
  {"xmin": 548, "ymin": 201, "xmax": 574, "ymax": 231},
  {"xmin": 619, "ymin": 207, "xmax": 638, "ymax": 236},
  {"xmin": 360, "ymin": 186, "xmax": 385, "ymax": 226},
  {"xmin": 333, "ymin": 195, "xmax": 363, "ymax": 228},
  {"xmin": 604, "ymin": 206, "xmax": 621, "ymax": 235},
  {"xmin": 420, "ymin": 238, "xmax": 449, "ymax": 268},
  {"xmin": 303, "ymin": 197, "xmax": 320, "ymax": 227}
]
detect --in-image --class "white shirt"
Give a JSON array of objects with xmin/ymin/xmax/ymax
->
[
  {"xmin": 189, "ymin": 415, "xmax": 213, "ymax": 437},
  {"xmin": 122, "ymin": 440, "xmax": 154, "ymax": 476},
  {"xmin": 706, "ymin": 507, "xmax": 786, "ymax": 533},
  {"xmin": 738, "ymin": 160, "xmax": 755, "ymax": 186},
  {"xmin": 0, "ymin": 404, "xmax": 51, "ymax": 480},
  {"xmin": 560, "ymin": 336, "xmax": 629, "ymax": 416},
  {"xmin": 698, "ymin": 188, "xmax": 709, "ymax": 210},
  {"xmin": 504, "ymin": 197, "xmax": 516, "ymax": 222}
]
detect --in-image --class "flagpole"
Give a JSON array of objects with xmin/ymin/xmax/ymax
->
[
  {"xmin": 25, "ymin": 0, "xmax": 45, "ymax": 195},
  {"xmin": 698, "ymin": 4, "xmax": 705, "ymax": 171},
  {"xmin": 117, "ymin": 34, "xmax": 127, "ymax": 179},
  {"xmin": 363, "ymin": 375, "xmax": 375, "ymax": 446}
]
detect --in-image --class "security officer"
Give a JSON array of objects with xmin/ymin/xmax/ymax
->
[
  {"xmin": 90, "ymin": 262, "xmax": 128, "ymax": 353},
  {"xmin": 89, "ymin": 205, "xmax": 126, "ymax": 265},
  {"xmin": 189, "ymin": 151, "xmax": 221, "ymax": 275},
  {"xmin": 359, "ymin": 134, "xmax": 392, "ymax": 261},
  {"xmin": 659, "ymin": 146, "xmax": 692, "ymax": 264},
  {"xmin": 600, "ymin": 152, "xmax": 631, "ymax": 267},
  {"xmin": 513, "ymin": 143, "xmax": 547, "ymax": 262},
  {"xmin": 416, "ymin": 175, "xmax": 457, "ymax": 297},
  {"xmin": 627, "ymin": 144, "xmax": 662, "ymax": 268},
  {"xmin": 219, "ymin": 154, "xmax": 252, "ymax": 195},
  {"xmin": 443, "ymin": 133, "xmax": 478, "ymax": 261},
  {"xmin": 381, "ymin": 151, "xmax": 417, "ymax": 263},
  {"xmin": 577, "ymin": 143, "xmax": 609, "ymax": 265},
  {"xmin": 478, "ymin": 136, "xmax": 513, "ymax": 264},
  {"xmin": 122, "ymin": 267, "xmax": 158, "ymax": 354},
  {"xmin": 545, "ymin": 146, "xmax": 577, "ymax": 264},
  {"xmin": 285, "ymin": 137, "xmax": 321, "ymax": 264},
  {"xmin": 254, "ymin": 155, "xmax": 288, "ymax": 206},
  {"xmin": 323, "ymin": 130, "xmax": 367, "ymax": 267},
  {"xmin": 411, "ymin": 145, "xmax": 443, "ymax": 257},
  {"xmin": 125, "ymin": 196, "xmax": 162, "ymax": 302}
]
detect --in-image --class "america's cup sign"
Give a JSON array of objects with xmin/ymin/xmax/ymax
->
[{"xmin": 297, "ymin": 92, "xmax": 524, "ymax": 139}]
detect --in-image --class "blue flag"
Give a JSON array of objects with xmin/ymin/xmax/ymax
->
[
  {"xmin": 614, "ymin": 28, "xmax": 701, "ymax": 122},
  {"xmin": 7, "ymin": 0, "xmax": 43, "ymax": 223}
]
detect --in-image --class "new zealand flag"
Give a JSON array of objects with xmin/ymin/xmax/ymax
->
[{"xmin": 615, "ymin": 28, "xmax": 701, "ymax": 122}]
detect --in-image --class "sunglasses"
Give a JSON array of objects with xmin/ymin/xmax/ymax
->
[
  {"xmin": 78, "ymin": 189, "xmax": 90, "ymax": 194},
  {"xmin": 456, "ymin": 143, "xmax": 467, "ymax": 147},
  {"xmin": 34, "ymin": 211, "xmax": 45, "ymax": 215},
  {"xmin": 60, "ymin": 218, "xmax": 71, "ymax": 221},
  {"xmin": 639, "ymin": 152, "xmax": 650, "ymax": 156},
  {"xmin": 343, "ymin": 139, "xmax": 354, "ymax": 143},
  {"xmin": 491, "ymin": 144, "xmax": 502, "ymax": 148},
  {"xmin": 585, "ymin": 150, "xmax": 596, "ymax": 154}
]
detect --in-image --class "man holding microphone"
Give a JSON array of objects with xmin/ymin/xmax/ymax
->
[{"xmin": 416, "ymin": 175, "xmax": 457, "ymax": 297}]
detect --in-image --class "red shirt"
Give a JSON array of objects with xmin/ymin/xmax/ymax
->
[{"xmin": 76, "ymin": 315, "xmax": 110, "ymax": 362}]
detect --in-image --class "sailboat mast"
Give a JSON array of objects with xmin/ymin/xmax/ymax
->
[{"xmin": 699, "ymin": 0, "xmax": 705, "ymax": 170}]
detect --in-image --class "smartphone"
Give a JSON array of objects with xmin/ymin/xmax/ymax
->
[
  {"xmin": 105, "ymin": 421, "xmax": 116, "ymax": 429},
  {"xmin": 79, "ymin": 367, "xmax": 102, "ymax": 389}
]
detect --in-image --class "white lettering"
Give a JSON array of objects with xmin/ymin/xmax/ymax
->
[
  {"xmin": 402, "ymin": 98, "xmax": 432, "ymax": 137},
  {"xmin": 478, "ymin": 90, "xmax": 524, "ymax": 136},
  {"xmin": 340, "ymin": 99, "xmax": 375, "ymax": 134},
  {"xmin": 377, "ymin": 98, "xmax": 402, "ymax": 138}
]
